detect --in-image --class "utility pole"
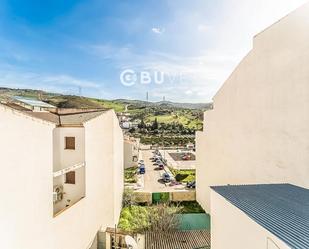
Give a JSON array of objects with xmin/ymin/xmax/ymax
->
[{"xmin": 78, "ymin": 86, "xmax": 82, "ymax": 96}]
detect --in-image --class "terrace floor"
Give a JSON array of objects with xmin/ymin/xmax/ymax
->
[{"xmin": 160, "ymin": 150, "xmax": 196, "ymax": 170}]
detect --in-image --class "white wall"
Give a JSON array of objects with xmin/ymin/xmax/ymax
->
[
  {"xmin": 83, "ymin": 109, "xmax": 124, "ymax": 230},
  {"xmin": 124, "ymin": 140, "xmax": 139, "ymax": 169},
  {"xmin": 0, "ymin": 106, "xmax": 124, "ymax": 249},
  {"xmin": 0, "ymin": 105, "xmax": 55, "ymax": 249},
  {"xmin": 53, "ymin": 127, "xmax": 85, "ymax": 171},
  {"xmin": 112, "ymin": 114, "xmax": 124, "ymax": 224},
  {"xmin": 124, "ymin": 141, "xmax": 133, "ymax": 169},
  {"xmin": 210, "ymin": 190, "xmax": 290, "ymax": 249},
  {"xmin": 196, "ymin": 3, "xmax": 309, "ymax": 212},
  {"xmin": 53, "ymin": 166, "xmax": 85, "ymax": 214},
  {"xmin": 53, "ymin": 127, "xmax": 86, "ymax": 214}
]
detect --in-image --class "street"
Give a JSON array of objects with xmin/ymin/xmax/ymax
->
[{"xmin": 140, "ymin": 150, "xmax": 187, "ymax": 192}]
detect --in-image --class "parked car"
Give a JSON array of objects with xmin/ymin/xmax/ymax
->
[
  {"xmin": 139, "ymin": 165, "xmax": 145, "ymax": 174},
  {"xmin": 158, "ymin": 163, "xmax": 164, "ymax": 170},
  {"xmin": 162, "ymin": 173, "xmax": 171, "ymax": 183},
  {"xmin": 154, "ymin": 159, "xmax": 162, "ymax": 165},
  {"xmin": 151, "ymin": 156, "xmax": 159, "ymax": 161},
  {"xmin": 182, "ymin": 154, "xmax": 191, "ymax": 160},
  {"xmin": 139, "ymin": 159, "xmax": 144, "ymax": 164},
  {"xmin": 186, "ymin": 181, "xmax": 196, "ymax": 189}
]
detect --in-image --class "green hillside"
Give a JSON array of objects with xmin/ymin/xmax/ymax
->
[
  {"xmin": 0, "ymin": 87, "xmax": 207, "ymax": 134},
  {"xmin": 0, "ymin": 87, "xmax": 126, "ymax": 111}
]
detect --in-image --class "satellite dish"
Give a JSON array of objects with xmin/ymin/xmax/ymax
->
[{"xmin": 125, "ymin": 235, "xmax": 138, "ymax": 249}]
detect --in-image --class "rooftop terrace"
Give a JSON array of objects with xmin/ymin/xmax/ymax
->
[{"xmin": 1, "ymin": 102, "xmax": 107, "ymax": 126}]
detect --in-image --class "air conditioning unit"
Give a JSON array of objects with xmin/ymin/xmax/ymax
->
[{"xmin": 53, "ymin": 185, "xmax": 64, "ymax": 204}]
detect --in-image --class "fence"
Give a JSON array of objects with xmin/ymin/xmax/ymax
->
[{"xmin": 133, "ymin": 191, "xmax": 196, "ymax": 204}]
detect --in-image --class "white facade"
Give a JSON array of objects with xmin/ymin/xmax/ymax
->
[
  {"xmin": 0, "ymin": 104, "xmax": 123, "ymax": 249},
  {"xmin": 196, "ymin": 3, "xmax": 309, "ymax": 213},
  {"xmin": 53, "ymin": 127, "xmax": 86, "ymax": 214},
  {"xmin": 124, "ymin": 137, "xmax": 140, "ymax": 169},
  {"xmin": 210, "ymin": 190, "xmax": 290, "ymax": 249}
]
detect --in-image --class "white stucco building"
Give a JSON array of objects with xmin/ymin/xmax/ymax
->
[
  {"xmin": 124, "ymin": 136, "xmax": 140, "ymax": 169},
  {"xmin": 196, "ymin": 3, "xmax": 309, "ymax": 249},
  {"xmin": 0, "ymin": 100, "xmax": 124, "ymax": 249}
]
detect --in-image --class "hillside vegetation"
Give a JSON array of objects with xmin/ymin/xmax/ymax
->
[
  {"xmin": 0, "ymin": 87, "xmax": 210, "ymax": 145},
  {"xmin": 0, "ymin": 87, "xmax": 126, "ymax": 111}
]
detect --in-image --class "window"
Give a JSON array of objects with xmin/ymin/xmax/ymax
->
[
  {"xmin": 65, "ymin": 137, "xmax": 75, "ymax": 150},
  {"xmin": 65, "ymin": 171, "xmax": 76, "ymax": 184}
]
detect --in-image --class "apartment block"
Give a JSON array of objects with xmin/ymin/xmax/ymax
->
[{"xmin": 0, "ymin": 98, "xmax": 124, "ymax": 249}]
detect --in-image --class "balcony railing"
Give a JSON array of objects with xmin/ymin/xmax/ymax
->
[{"xmin": 53, "ymin": 162, "xmax": 85, "ymax": 177}]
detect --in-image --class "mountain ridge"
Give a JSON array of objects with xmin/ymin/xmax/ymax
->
[{"xmin": 0, "ymin": 87, "xmax": 212, "ymax": 110}]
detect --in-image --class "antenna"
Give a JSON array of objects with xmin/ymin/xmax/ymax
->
[
  {"xmin": 78, "ymin": 86, "xmax": 82, "ymax": 96},
  {"xmin": 125, "ymin": 235, "xmax": 138, "ymax": 249},
  {"xmin": 146, "ymin": 91, "xmax": 149, "ymax": 102}
]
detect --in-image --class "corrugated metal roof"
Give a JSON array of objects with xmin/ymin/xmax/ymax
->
[
  {"xmin": 211, "ymin": 184, "xmax": 309, "ymax": 249},
  {"xmin": 145, "ymin": 230, "xmax": 211, "ymax": 249},
  {"xmin": 13, "ymin": 96, "xmax": 56, "ymax": 108}
]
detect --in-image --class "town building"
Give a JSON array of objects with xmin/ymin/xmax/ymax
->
[
  {"xmin": 196, "ymin": 3, "xmax": 309, "ymax": 249},
  {"xmin": 0, "ymin": 100, "xmax": 124, "ymax": 249},
  {"xmin": 124, "ymin": 136, "xmax": 140, "ymax": 169}
]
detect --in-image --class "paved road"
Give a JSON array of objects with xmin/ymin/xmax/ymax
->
[{"xmin": 140, "ymin": 150, "xmax": 186, "ymax": 192}]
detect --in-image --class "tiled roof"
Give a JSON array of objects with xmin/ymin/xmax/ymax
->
[{"xmin": 211, "ymin": 184, "xmax": 309, "ymax": 249}]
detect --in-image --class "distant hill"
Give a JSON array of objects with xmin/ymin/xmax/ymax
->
[
  {"xmin": 114, "ymin": 99, "xmax": 212, "ymax": 110},
  {"xmin": 0, "ymin": 87, "xmax": 125, "ymax": 111},
  {"xmin": 0, "ymin": 87, "xmax": 211, "ymax": 111}
]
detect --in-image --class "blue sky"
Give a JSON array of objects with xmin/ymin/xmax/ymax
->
[{"xmin": 0, "ymin": 0, "xmax": 307, "ymax": 102}]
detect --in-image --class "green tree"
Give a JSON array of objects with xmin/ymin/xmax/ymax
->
[
  {"xmin": 138, "ymin": 118, "xmax": 146, "ymax": 129},
  {"xmin": 152, "ymin": 118, "xmax": 159, "ymax": 130}
]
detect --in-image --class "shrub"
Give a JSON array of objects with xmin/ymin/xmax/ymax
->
[
  {"xmin": 122, "ymin": 188, "xmax": 136, "ymax": 207},
  {"xmin": 118, "ymin": 204, "xmax": 181, "ymax": 233}
]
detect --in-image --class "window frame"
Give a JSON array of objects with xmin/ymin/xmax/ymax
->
[
  {"xmin": 65, "ymin": 171, "xmax": 76, "ymax": 184},
  {"xmin": 65, "ymin": 136, "xmax": 76, "ymax": 150}
]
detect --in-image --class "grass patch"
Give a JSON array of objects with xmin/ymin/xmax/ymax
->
[
  {"xmin": 124, "ymin": 167, "xmax": 137, "ymax": 184},
  {"xmin": 92, "ymin": 99, "xmax": 126, "ymax": 112},
  {"xmin": 169, "ymin": 167, "xmax": 196, "ymax": 183}
]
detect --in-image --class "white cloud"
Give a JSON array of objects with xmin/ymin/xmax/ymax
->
[
  {"xmin": 0, "ymin": 65, "xmax": 108, "ymax": 97},
  {"xmin": 151, "ymin": 27, "xmax": 165, "ymax": 34},
  {"xmin": 80, "ymin": 0, "xmax": 308, "ymax": 102},
  {"xmin": 197, "ymin": 24, "xmax": 210, "ymax": 32},
  {"xmin": 41, "ymin": 75, "xmax": 100, "ymax": 88}
]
